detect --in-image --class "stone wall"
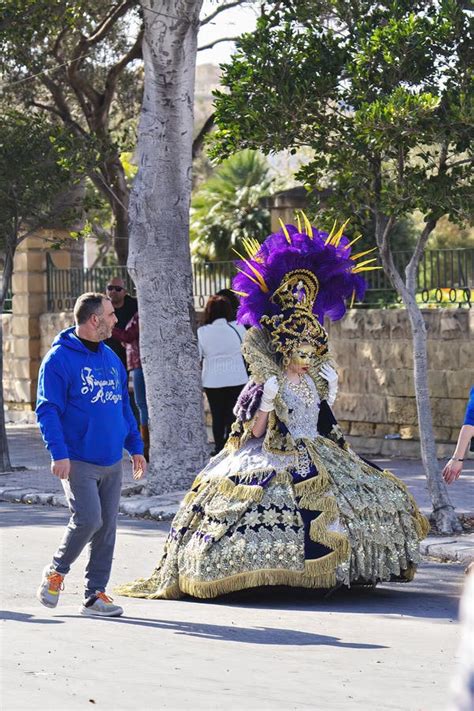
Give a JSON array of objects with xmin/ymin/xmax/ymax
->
[
  {"xmin": 2, "ymin": 232, "xmax": 82, "ymax": 423},
  {"xmin": 39, "ymin": 312, "xmax": 74, "ymax": 358},
  {"xmin": 327, "ymin": 309, "xmax": 473, "ymax": 457},
  {"xmin": 31, "ymin": 307, "xmax": 473, "ymax": 456}
]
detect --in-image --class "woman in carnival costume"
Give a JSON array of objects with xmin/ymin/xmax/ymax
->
[{"xmin": 116, "ymin": 218, "xmax": 429, "ymax": 600}]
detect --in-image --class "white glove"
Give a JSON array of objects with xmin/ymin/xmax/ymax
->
[
  {"xmin": 319, "ymin": 363, "xmax": 338, "ymax": 406},
  {"xmin": 260, "ymin": 376, "xmax": 279, "ymax": 412}
]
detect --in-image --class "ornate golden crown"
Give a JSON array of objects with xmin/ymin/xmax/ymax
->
[{"xmin": 260, "ymin": 269, "xmax": 329, "ymax": 359}]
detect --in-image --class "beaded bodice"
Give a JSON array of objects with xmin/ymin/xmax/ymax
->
[{"xmin": 282, "ymin": 375, "xmax": 320, "ymax": 440}]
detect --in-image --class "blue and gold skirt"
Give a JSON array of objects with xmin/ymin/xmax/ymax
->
[{"xmin": 115, "ymin": 435, "xmax": 429, "ymax": 600}]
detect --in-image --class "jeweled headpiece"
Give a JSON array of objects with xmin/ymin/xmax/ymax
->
[
  {"xmin": 260, "ymin": 270, "xmax": 328, "ymax": 357},
  {"xmin": 232, "ymin": 215, "xmax": 380, "ymax": 358}
]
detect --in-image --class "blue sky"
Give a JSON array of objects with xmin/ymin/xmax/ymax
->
[{"xmin": 197, "ymin": 1, "xmax": 259, "ymax": 65}]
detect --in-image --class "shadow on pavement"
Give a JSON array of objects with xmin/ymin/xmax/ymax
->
[
  {"xmin": 56, "ymin": 614, "xmax": 387, "ymax": 648},
  {"xmin": 0, "ymin": 610, "xmax": 64, "ymax": 624},
  {"xmin": 196, "ymin": 563, "xmax": 462, "ymax": 621}
]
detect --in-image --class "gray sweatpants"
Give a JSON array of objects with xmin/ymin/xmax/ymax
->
[{"xmin": 52, "ymin": 459, "xmax": 123, "ymax": 599}]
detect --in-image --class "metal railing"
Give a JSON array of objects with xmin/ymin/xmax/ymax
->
[
  {"xmin": 3, "ymin": 288, "xmax": 12, "ymax": 314},
  {"xmin": 3, "ymin": 248, "xmax": 471, "ymax": 314},
  {"xmin": 45, "ymin": 257, "xmax": 136, "ymax": 312},
  {"xmin": 360, "ymin": 248, "xmax": 473, "ymax": 307}
]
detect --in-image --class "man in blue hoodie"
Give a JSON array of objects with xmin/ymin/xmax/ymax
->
[{"xmin": 36, "ymin": 292, "xmax": 146, "ymax": 617}]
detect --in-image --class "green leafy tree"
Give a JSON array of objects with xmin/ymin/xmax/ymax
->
[
  {"xmin": 0, "ymin": 0, "xmax": 251, "ymax": 264},
  {"xmin": 191, "ymin": 149, "xmax": 273, "ymax": 261},
  {"xmin": 0, "ymin": 110, "xmax": 80, "ymax": 471},
  {"xmin": 211, "ymin": 0, "xmax": 473, "ymax": 532},
  {"xmin": 0, "ymin": 0, "xmax": 143, "ymax": 264}
]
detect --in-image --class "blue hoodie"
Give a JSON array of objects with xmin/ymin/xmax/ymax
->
[
  {"xmin": 464, "ymin": 387, "xmax": 474, "ymax": 426},
  {"xmin": 36, "ymin": 327, "xmax": 144, "ymax": 465}
]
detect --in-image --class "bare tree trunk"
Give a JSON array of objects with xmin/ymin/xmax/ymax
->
[
  {"xmin": 375, "ymin": 212, "xmax": 461, "ymax": 534},
  {"xmin": 128, "ymin": 0, "xmax": 208, "ymax": 495},
  {"xmin": 0, "ymin": 235, "xmax": 15, "ymax": 472}
]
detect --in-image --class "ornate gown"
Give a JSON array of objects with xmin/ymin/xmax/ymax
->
[{"xmin": 116, "ymin": 370, "xmax": 429, "ymax": 600}]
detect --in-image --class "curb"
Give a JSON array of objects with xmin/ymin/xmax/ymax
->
[
  {"xmin": 420, "ymin": 537, "xmax": 474, "ymax": 566},
  {"xmin": 0, "ymin": 485, "xmax": 184, "ymax": 522}
]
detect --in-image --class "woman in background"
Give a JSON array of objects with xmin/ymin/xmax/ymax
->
[{"xmin": 198, "ymin": 295, "xmax": 248, "ymax": 455}]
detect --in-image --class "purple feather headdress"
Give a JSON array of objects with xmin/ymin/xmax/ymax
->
[{"xmin": 232, "ymin": 218, "xmax": 378, "ymax": 328}]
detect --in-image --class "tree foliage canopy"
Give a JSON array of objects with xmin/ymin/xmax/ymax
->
[
  {"xmin": 191, "ymin": 149, "xmax": 273, "ymax": 261},
  {"xmin": 0, "ymin": 110, "xmax": 80, "ymax": 248},
  {"xmin": 211, "ymin": 0, "xmax": 473, "ymax": 229}
]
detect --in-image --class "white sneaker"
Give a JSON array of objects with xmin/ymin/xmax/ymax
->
[
  {"xmin": 80, "ymin": 591, "xmax": 123, "ymax": 617},
  {"xmin": 37, "ymin": 565, "xmax": 65, "ymax": 608}
]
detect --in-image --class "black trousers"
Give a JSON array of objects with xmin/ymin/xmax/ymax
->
[{"xmin": 204, "ymin": 385, "xmax": 244, "ymax": 453}]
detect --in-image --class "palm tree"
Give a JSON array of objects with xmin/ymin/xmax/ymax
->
[{"xmin": 191, "ymin": 150, "xmax": 274, "ymax": 262}]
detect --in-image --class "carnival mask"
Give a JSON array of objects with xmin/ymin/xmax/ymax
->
[{"xmin": 289, "ymin": 343, "xmax": 316, "ymax": 369}]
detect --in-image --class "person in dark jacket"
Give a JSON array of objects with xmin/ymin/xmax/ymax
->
[
  {"xmin": 104, "ymin": 277, "xmax": 138, "ymax": 368},
  {"xmin": 36, "ymin": 292, "xmax": 146, "ymax": 617},
  {"xmin": 112, "ymin": 312, "xmax": 149, "ymax": 460}
]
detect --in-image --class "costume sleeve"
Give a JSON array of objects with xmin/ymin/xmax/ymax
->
[
  {"xmin": 36, "ymin": 356, "xmax": 69, "ymax": 461},
  {"xmin": 317, "ymin": 400, "xmax": 346, "ymax": 449},
  {"xmin": 121, "ymin": 365, "xmax": 144, "ymax": 455},
  {"xmin": 463, "ymin": 387, "xmax": 474, "ymax": 426}
]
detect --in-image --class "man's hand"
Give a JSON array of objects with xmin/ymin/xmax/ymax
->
[
  {"xmin": 51, "ymin": 458, "xmax": 71, "ymax": 480},
  {"xmin": 132, "ymin": 454, "xmax": 147, "ymax": 481},
  {"xmin": 442, "ymin": 459, "xmax": 463, "ymax": 485}
]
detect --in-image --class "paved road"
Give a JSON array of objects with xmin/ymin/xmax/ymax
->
[{"xmin": 0, "ymin": 502, "xmax": 467, "ymax": 711}]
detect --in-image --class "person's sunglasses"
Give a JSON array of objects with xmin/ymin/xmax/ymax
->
[{"xmin": 106, "ymin": 285, "xmax": 124, "ymax": 292}]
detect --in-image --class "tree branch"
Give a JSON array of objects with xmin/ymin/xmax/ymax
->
[
  {"xmin": 445, "ymin": 157, "xmax": 474, "ymax": 170},
  {"xmin": 192, "ymin": 113, "xmax": 215, "ymax": 159},
  {"xmin": 405, "ymin": 218, "xmax": 437, "ymax": 294},
  {"xmin": 29, "ymin": 100, "xmax": 87, "ymax": 138},
  {"xmin": 405, "ymin": 141, "xmax": 448, "ymax": 291},
  {"xmin": 52, "ymin": 27, "xmax": 69, "ymax": 62},
  {"xmin": 39, "ymin": 75, "xmax": 87, "ymax": 135},
  {"xmin": 67, "ymin": 41, "xmax": 102, "ymax": 109},
  {"xmin": 198, "ymin": 36, "xmax": 239, "ymax": 52},
  {"xmin": 200, "ymin": 0, "xmax": 247, "ymax": 26},
  {"xmin": 86, "ymin": 0, "xmax": 137, "ymax": 47},
  {"xmin": 102, "ymin": 27, "xmax": 144, "ymax": 121}
]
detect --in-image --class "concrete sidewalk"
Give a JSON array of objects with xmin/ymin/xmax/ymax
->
[{"xmin": 1, "ymin": 424, "xmax": 473, "ymax": 565}]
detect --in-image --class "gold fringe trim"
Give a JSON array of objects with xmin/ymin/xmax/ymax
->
[
  {"xmin": 176, "ymin": 552, "xmax": 338, "ymax": 599},
  {"xmin": 114, "ymin": 578, "xmax": 182, "ymax": 600},
  {"xmin": 378, "ymin": 467, "xmax": 430, "ymax": 539},
  {"xmin": 310, "ymin": 515, "xmax": 350, "ymax": 561},
  {"xmin": 218, "ymin": 477, "xmax": 264, "ymax": 503},
  {"xmin": 297, "ymin": 491, "xmax": 338, "ymax": 513},
  {"xmin": 273, "ymin": 470, "xmax": 293, "ymax": 485},
  {"xmin": 294, "ymin": 471, "xmax": 329, "ymax": 497},
  {"xmin": 316, "ymin": 439, "xmax": 429, "ymax": 542},
  {"xmin": 190, "ymin": 473, "xmax": 203, "ymax": 489},
  {"xmin": 182, "ymin": 490, "xmax": 196, "ymax": 506}
]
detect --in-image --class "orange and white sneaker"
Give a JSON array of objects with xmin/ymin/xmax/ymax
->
[
  {"xmin": 37, "ymin": 565, "xmax": 65, "ymax": 608},
  {"xmin": 80, "ymin": 591, "xmax": 123, "ymax": 617}
]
